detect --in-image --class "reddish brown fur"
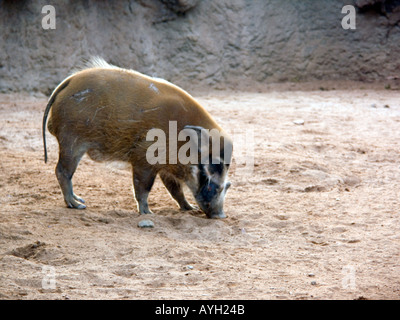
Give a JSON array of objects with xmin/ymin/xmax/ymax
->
[{"xmin": 48, "ymin": 69, "xmax": 226, "ymax": 165}]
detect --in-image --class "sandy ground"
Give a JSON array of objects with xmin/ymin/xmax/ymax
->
[{"xmin": 0, "ymin": 83, "xmax": 399, "ymax": 300}]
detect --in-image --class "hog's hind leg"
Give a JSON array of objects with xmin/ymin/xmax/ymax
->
[{"xmin": 56, "ymin": 139, "xmax": 87, "ymax": 209}]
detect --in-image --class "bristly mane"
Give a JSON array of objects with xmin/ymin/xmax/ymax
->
[{"xmin": 72, "ymin": 56, "xmax": 116, "ymax": 73}]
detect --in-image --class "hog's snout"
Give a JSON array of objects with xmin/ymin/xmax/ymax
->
[
  {"xmin": 194, "ymin": 178, "xmax": 231, "ymax": 219},
  {"xmin": 207, "ymin": 210, "xmax": 227, "ymax": 219},
  {"xmin": 197, "ymin": 202, "xmax": 227, "ymax": 219}
]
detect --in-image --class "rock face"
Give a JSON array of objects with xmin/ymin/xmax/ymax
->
[
  {"xmin": 355, "ymin": 0, "xmax": 400, "ymax": 25},
  {"xmin": 1, "ymin": 0, "xmax": 400, "ymax": 93},
  {"xmin": 159, "ymin": 0, "xmax": 199, "ymax": 13}
]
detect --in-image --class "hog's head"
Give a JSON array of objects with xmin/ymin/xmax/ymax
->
[{"xmin": 183, "ymin": 125, "xmax": 232, "ymax": 219}]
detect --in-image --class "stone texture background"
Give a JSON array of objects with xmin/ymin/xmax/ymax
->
[{"xmin": 1, "ymin": 0, "xmax": 400, "ymax": 93}]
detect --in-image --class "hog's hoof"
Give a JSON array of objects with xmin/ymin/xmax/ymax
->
[
  {"xmin": 65, "ymin": 194, "xmax": 86, "ymax": 209},
  {"xmin": 66, "ymin": 201, "xmax": 86, "ymax": 210},
  {"xmin": 180, "ymin": 203, "xmax": 197, "ymax": 211},
  {"xmin": 73, "ymin": 194, "xmax": 85, "ymax": 204}
]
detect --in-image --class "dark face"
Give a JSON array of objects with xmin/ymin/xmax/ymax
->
[
  {"xmin": 193, "ymin": 162, "xmax": 231, "ymax": 219},
  {"xmin": 182, "ymin": 125, "xmax": 233, "ymax": 218}
]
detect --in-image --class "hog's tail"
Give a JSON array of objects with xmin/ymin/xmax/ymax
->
[{"xmin": 42, "ymin": 78, "xmax": 71, "ymax": 163}]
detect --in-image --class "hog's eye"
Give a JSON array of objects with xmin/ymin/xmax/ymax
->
[
  {"xmin": 216, "ymin": 184, "xmax": 225, "ymax": 194},
  {"xmin": 209, "ymin": 163, "xmax": 224, "ymax": 175}
]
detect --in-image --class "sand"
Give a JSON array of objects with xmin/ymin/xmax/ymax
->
[{"xmin": 0, "ymin": 83, "xmax": 399, "ymax": 299}]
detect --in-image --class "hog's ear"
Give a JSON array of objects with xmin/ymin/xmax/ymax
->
[{"xmin": 184, "ymin": 125, "xmax": 210, "ymax": 157}]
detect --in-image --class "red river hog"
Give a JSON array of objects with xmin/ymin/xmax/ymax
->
[{"xmin": 42, "ymin": 58, "xmax": 232, "ymax": 219}]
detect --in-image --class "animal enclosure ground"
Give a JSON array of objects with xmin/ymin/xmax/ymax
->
[{"xmin": 0, "ymin": 84, "xmax": 399, "ymax": 300}]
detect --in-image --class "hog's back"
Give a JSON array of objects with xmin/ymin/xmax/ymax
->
[{"xmin": 48, "ymin": 68, "xmax": 220, "ymax": 163}]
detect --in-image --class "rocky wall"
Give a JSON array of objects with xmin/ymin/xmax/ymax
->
[{"xmin": 0, "ymin": 0, "xmax": 399, "ymax": 93}]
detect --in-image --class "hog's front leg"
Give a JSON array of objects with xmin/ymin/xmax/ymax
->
[
  {"xmin": 159, "ymin": 171, "xmax": 194, "ymax": 211},
  {"xmin": 132, "ymin": 166, "xmax": 156, "ymax": 214}
]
